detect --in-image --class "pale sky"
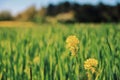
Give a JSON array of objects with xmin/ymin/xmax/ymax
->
[{"xmin": 0, "ymin": 0, "xmax": 120, "ymax": 15}]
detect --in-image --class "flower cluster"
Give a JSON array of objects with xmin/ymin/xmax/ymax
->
[
  {"xmin": 66, "ymin": 35, "xmax": 79, "ymax": 56},
  {"xmin": 33, "ymin": 56, "xmax": 40, "ymax": 64},
  {"xmin": 84, "ymin": 58, "xmax": 98, "ymax": 73}
]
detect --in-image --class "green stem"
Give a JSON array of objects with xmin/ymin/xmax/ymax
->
[{"xmin": 30, "ymin": 67, "xmax": 32, "ymax": 80}]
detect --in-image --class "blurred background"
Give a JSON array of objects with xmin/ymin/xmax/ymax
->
[
  {"xmin": 0, "ymin": 1, "xmax": 120, "ymax": 80},
  {"xmin": 0, "ymin": 0, "xmax": 120, "ymax": 23}
]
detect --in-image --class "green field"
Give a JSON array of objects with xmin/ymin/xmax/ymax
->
[{"xmin": 0, "ymin": 23, "xmax": 120, "ymax": 80}]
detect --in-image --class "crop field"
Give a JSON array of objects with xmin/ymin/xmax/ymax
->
[{"xmin": 0, "ymin": 23, "xmax": 120, "ymax": 80}]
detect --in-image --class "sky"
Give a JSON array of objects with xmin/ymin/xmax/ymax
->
[{"xmin": 0, "ymin": 0, "xmax": 120, "ymax": 15}]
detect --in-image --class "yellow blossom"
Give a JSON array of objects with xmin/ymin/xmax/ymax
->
[
  {"xmin": 66, "ymin": 35, "xmax": 79, "ymax": 56},
  {"xmin": 33, "ymin": 56, "xmax": 40, "ymax": 64},
  {"xmin": 24, "ymin": 66, "xmax": 30, "ymax": 73},
  {"xmin": 84, "ymin": 58, "xmax": 98, "ymax": 73},
  {"xmin": 66, "ymin": 35, "xmax": 79, "ymax": 47}
]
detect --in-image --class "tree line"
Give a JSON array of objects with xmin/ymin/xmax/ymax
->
[
  {"xmin": 0, "ymin": 2, "xmax": 120, "ymax": 23},
  {"xmin": 46, "ymin": 2, "xmax": 120, "ymax": 23}
]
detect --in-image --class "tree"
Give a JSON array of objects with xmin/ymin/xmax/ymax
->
[
  {"xmin": 0, "ymin": 11, "xmax": 13, "ymax": 21},
  {"xmin": 15, "ymin": 5, "xmax": 36, "ymax": 21}
]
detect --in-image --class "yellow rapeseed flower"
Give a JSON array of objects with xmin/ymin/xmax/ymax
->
[
  {"xmin": 66, "ymin": 35, "xmax": 79, "ymax": 47},
  {"xmin": 66, "ymin": 35, "xmax": 79, "ymax": 56},
  {"xmin": 84, "ymin": 58, "xmax": 98, "ymax": 73},
  {"xmin": 33, "ymin": 56, "xmax": 40, "ymax": 64},
  {"xmin": 24, "ymin": 66, "xmax": 30, "ymax": 74}
]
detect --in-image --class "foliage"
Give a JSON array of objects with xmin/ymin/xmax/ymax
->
[
  {"xmin": 0, "ymin": 23, "xmax": 120, "ymax": 80},
  {"xmin": 15, "ymin": 5, "xmax": 36, "ymax": 21},
  {"xmin": 1, "ymin": 2, "xmax": 120, "ymax": 23},
  {"xmin": 46, "ymin": 2, "xmax": 120, "ymax": 22},
  {"xmin": 0, "ymin": 11, "xmax": 13, "ymax": 21}
]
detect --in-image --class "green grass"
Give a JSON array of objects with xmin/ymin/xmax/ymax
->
[{"xmin": 0, "ymin": 23, "xmax": 120, "ymax": 80}]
